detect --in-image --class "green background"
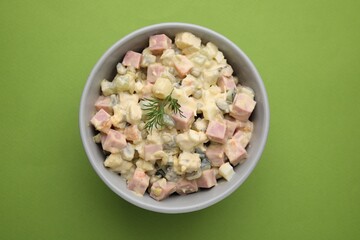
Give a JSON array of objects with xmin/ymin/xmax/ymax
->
[{"xmin": 1, "ymin": 0, "xmax": 359, "ymax": 239}]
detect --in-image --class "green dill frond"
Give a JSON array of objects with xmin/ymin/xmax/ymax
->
[{"xmin": 141, "ymin": 91, "xmax": 184, "ymax": 132}]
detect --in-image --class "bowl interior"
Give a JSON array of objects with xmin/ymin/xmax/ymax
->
[{"xmin": 80, "ymin": 23, "xmax": 269, "ymax": 213}]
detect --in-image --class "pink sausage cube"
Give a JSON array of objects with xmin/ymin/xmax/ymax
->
[
  {"xmin": 172, "ymin": 106, "xmax": 194, "ymax": 131},
  {"xmin": 150, "ymin": 179, "xmax": 177, "ymax": 201},
  {"xmin": 124, "ymin": 125, "xmax": 141, "ymax": 142},
  {"xmin": 205, "ymin": 144, "xmax": 225, "ymax": 167},
  {"xmin": 95, "ymin": 96, "xmax": 113, "ymax": 114},
  {"xmin": 149, "ymin": 34, "xmax": 172, "ymax": 55},
  {"xmin": 175, "ymin": 178, "xmax": 198, "ymax": 195},
  {"xmin": 146, "ymin": 63, "xmax": 165, "ymax": 83},
  {"xmin": 100, "ymin": 133, "xmax": 107, "ymax": 146},
  {"xmin": 102, "ymin": 129, "xmax": 127, "ymax": 153},
  {"xmin": 233, "ymin": 130, "xmax": 245, "ymax": 140},
  {"xmin": 230, "ymin": 93, "xmax": 256, "ymax": 121},
  {"xmin": 122, "ymin": 51, "xmax": 142, "ymax": 69},
  {"xmin": 144, "ymin": 144, "xmax": 163, "ymax": 162},
  {"xmin": 225, "ymin": 119, "xmax": 238, "ymax": 139},
  {"xmin": 127, "ymin": 168, "xmax": 150, "ymax": 196},
  {"xmin": 233, "ymin": 130, "xmax": 251, "ymax": 148},
  {"xmin": 224, "ymin": 138, "xmax": 248, "ymax": 166},
  {"xmin": 174, "ymin": 55, "xmax": 193, "ymax": 77},
  {"xmin": 90, "ymin": 109, "xmax": 112, "ymax": 133},
  {"xmin": 217, "ymin": 76, "xmax": 236, "ymax": 92},
  {"xmin": 206, "ymin": 120, "xmax": 227, "ymax": 144},
  {"xmin": 196, "ymin": 169, "xmax": 217, "ymax": 188}
]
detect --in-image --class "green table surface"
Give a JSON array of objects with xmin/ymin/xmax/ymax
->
[{"xmin": 1, "ymin": 0, "xmax": 359, "ymax": 239}]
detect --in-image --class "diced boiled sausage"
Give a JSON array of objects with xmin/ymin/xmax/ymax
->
[
  {"xmin": 225, "ymin": 118, "xmax": 238, "ymax": 139},
  {"xmin": 124, "ymin": 125, "xmax": 141, "ymax": 142},
  {"xmin": 149, "ymin": 34, "xmax": 172, "ymax": 55},
  {"xmin": 217, "ymin": 76, "xmax": 236, "ymax": 92},
  {"xmin": 127, "ymin": 168, "xmax": 150, "ymax": 196},
  {"xmin": 146, "ymin": 63, "xmax": 166, "ymax": 83},
  {"xmin": 206, "ymin": 120, "xmax": 227, "ymax": 143},
  {"xmin": 90, "ymin": 108, "xmax": 112, "ymax": 133},
  {"xmin": 175, "ymin": 178, "xmax": 198, "ymax": 195},
  {"xmin": 95, "ymin": 96, "xmax": 113, "ymax": 114},
  {"xmin": 196, "ymin": 169, "xmax": 217, "ymax": 188},
  {"xmin": 205, "ymin": 144, "xmax": 225, "ymax": 167},
  {"xmin": 102, "ymin": 129, "xmax": 127, "ymax": 153},
  {"xmin": 233, "ymin": 130, "xmax": 252, "ymax": 148},
  {"xmin": 172, "ymin": 106, "xmax": 195, "ymax": 131},
  {"xmin": 230, "ymin": 93, "xmax": 256, "ymax": 121},
  {"xmin": 173, "ymin": 55, "xmax": 193, "ymax": 77},
  {"xmin": 224, "ymin": 138, "xmax": 247, "ymax": 166},
  {"xmin": 150, "ymin": 178, "xmax": 176, "ymax": 201},
  {"xmin": 122, "ymin": 51, "xmax": 142, "ymax": 69}
]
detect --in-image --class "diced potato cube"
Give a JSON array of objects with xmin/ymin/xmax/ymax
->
[
  {"xmin": 101, "ymin": 79, "xmax": 115, "ymax": 96},
  {"xmin": 193, "ymin": 118, "xmax": 208, "ymax": 132},
  {"xmin": 215, "ymin": 51, "xmax": 225, "ymax": 63},
  {"xmin": 175, "ymin": 32, "xmax": 201, "ymax": 54},
  {"xmin": 203, "ymin": 69, "xmax": 220, "ymax": 86},
  {"xmin": 116, "ymin": 63, "xmax": 127, "ymax": 75},
  {"xmin": 152, "ymin": 77, "xmax": 173, "ymax": 99},
  {"xmin": 126, "ymin": 102, "xmax": 142, "ymax": 125},
  {"xmin": 201, "ymin": 42, "xmax": 218, "ymax": 59},
  {"xmin": 104, "ymin": 153, "xmax": 135, "ymax": 178},
  {"xmin": 119, "ymin": 92, "xmax": 139, "ymax": 109},
  {"xmin": 175, "ymin": 129, "xmax": 208, "ymax": 152},
  {"xmin": 160, "ymin": 49, "xmax": 175, "ymax": 66},
  {"xmin": 220, "ymin": 64, "xmax": 233, "ymax": 77},
  {"xmin": 136, "ymin": 159, "xmax": 155, "ymax": 172},
  {"xmin": 201, "ymin": 103, "xmax": 222, "ymax": 121},
  {"xmin": 134, "ymin": 81, "xmax": 144, "ymax": 94},
  {"xmin": 181, "ymin": 75, "xmax": 197, "ymax": 96},
  {"xmin": 111, "ymin": 105, "xmax": 126, "ymax": 127},
  {"xmin": 120, "ymin": 143, "xmax": 135, "ymax": 161},
  {"xmin": 219, "ymin": 162, "xmax": 235, "ymax": 181},
  {"xmin": 140, "ymin": 53, "xmax": 156, "ymax": 68},
  {"xmin": 113, "ymin": 73, "xmax": 135, "ymax": 93},
  {"xmin": 189, "ymin": 52, "xmax": 207, "ymax": 66},
  {"xmin": 177, "ymin": 152, "xmax": 201, "ymax": 174}
]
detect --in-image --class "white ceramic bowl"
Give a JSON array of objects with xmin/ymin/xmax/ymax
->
[{"xmin": 79, "ymin": 22, "xmax": 269, "ymax": 213}]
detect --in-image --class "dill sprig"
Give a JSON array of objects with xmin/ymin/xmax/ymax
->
[{"xmin": 141, "ymin": 91, "xmax": 184, "ymax": 132}]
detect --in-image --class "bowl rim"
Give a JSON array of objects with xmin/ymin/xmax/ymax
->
[{"xmin": 79, "ymin": 22, "xmax": 270, "ymax": 213}]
